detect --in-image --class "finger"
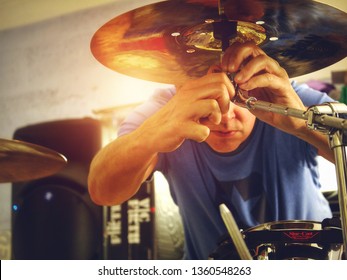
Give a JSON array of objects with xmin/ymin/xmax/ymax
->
[
  {"xmin": 208, "ymin": 73, "xmax": 235, "ymax": 108},
  {"xmin": 238, "ymin": 73, "xmax": 288, "ymax": 93},
  {"xmin": 201, "ymin": 83, "xmax": 231, "ymax": 114},
  {"xmin": 235, "ymin": 55, "xmax": 288, "ymax": 84},
  {"xmin": 184, "ymin": 121, "xmax": 210, "ymax": 143},
  {"xmin": 221, "ymin": 42, "xmax": 264, "ymax": 73},
  {"xmin": 189, "ymin": 99, "xmax": 222, "ymax": 124},
  {"xmin": 181, "ymin": 73, "xmax": 234, "ymax": 113}
]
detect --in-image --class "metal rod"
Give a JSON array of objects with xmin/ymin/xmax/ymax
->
[
  {"xmin": 219, "ymin": 204, "xmax": 253, "ymax": 260},
  {"xmin": 235, "ymin": 96, "xmax": 347, "ymax": 131},
  {"xmin": 246, "ymin": 98, "xmax": 307, "ymax": 120},
  {"xmin": 330, "ymin": 132, "xmax": 347, "ymax": 258}
]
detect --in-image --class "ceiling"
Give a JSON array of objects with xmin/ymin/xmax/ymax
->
[
  {"xmin": 0, "ymin": 0, "xmax": 116, "ymax": 31},
  {"xmin": 0, "ymin": 0, "xmax": 346, "ymax": 31}
]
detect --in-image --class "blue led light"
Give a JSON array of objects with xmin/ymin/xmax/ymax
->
[{"xmin": 44, "ymin": 191, "xmax": 53, "ymax": 201}]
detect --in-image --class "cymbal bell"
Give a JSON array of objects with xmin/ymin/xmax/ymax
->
[
  {"xmin": 91, "ymin": 0, "xmax": 347, "ymax": 85},
  {"xmin": 0, "ymin": 138, "xmax": 67, "ymax": 183}
]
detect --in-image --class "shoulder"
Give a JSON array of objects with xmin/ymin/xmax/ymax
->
[
  {"xmin": 151, "ymin": 86, "xmax": 176, "ymax": 104},
  {"xmin": 291, "ymin": 81, "xmax": 335, "ymax": 106},
  {"xmin": 118, "ymin": 86, "xmax": 176, "ymax": 137}
]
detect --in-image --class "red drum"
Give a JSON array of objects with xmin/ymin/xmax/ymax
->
[{"xmin": 209, "ymin": 219, "xmax": 343, "ymax": 260}]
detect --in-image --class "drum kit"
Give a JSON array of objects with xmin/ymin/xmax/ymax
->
[{"xmin": 3, "ymin": 0, "xmax": 347, "ymax": 260}]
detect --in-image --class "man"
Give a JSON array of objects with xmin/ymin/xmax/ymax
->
[{"xmin": 88, "ymin": 42, "xmax": 335, "ymax": 259}]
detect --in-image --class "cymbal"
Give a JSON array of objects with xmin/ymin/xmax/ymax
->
[
  {"xmin": 91, "ymin": 0, "xmax": 347, "ymax": 85},
  {"xmin": 0, "ymin": 138, "xmax": 67, "ymax": 183}
]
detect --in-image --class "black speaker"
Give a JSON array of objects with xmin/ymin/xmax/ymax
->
[
  {"xmin": 11, "ymin": 118, "xmax": 103, "ymax": 260},
  {"xmin": 104, "ymin": 178, "xmax": 155, "ymax": 260}
]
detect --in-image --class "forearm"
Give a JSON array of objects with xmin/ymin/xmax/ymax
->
[
  {"xmin": 292, "ymin": 118, "xmax": 335, "ymax": 163},
  {"xmin": 88, "ymin": 128, "xmax": 158, "ymax": 206}
]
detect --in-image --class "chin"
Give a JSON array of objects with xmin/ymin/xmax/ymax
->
[{"xmin": 206, "ymin": 138, "xmax": 240, "ymax": 153}]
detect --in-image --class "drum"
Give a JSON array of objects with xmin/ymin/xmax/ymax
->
[{"xmin": 209, "ymin": 219, "xmax": 343, "ymax": 260}]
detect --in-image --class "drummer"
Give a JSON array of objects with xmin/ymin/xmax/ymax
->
[{"xmin": 88, "ymin": 42, "xmax": 335, "ymax": 259}]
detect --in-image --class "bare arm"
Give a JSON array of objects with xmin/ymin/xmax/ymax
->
[{"xmin": 88, "ymin": 128, "xmax": 159, "ymax": 206}]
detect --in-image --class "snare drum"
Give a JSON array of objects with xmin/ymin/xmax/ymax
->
[{"xmin": 210, "ymin": 219, "xmax": 343, "ymax": 260}]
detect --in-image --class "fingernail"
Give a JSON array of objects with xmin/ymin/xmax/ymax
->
[{"xmin": 235, "ymin": 73, "xmax": 243, "ymax": 82}]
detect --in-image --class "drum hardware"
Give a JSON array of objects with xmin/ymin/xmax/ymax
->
[
  {"xmin": 219, "ymin": 204, "xmax": 252, "ymax": 260},
  {"xmin": 244, "ymin": 222, "xmax": 343, "ymax": 260},
  {"xmin": 0, "ymin": 138, "xmax": 67, "ymax": 183},
  {"xmin": 211, "ymin": 219, "xmax": 344, "ymax": 260}
]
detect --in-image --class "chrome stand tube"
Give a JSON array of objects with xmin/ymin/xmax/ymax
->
[{"xmin": 330, "ymin": 131, "xmax": 347, "ymax": 257}]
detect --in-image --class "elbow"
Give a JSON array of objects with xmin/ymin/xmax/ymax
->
[
  {"xmin": 88, "ymin": 184, "xmax": 121, "ymax": 206},
  {"xmin": 87, "ymin": 160, "xmax": 118, "ymax": 206},
  {"xmin": 88, "ymin": 177, "xmax": 105, "ymax": 206},
  {"xmin": 87, "ymin": 174, "xmax": 113, "ymax": 206},
  {"xmin": 87, "ymin": 174, "xmax": 130, "ymax": 206}
]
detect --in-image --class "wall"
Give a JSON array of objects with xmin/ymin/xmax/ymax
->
[
  {"xmin": 0, "ymin": 0, "xmax": 165, "ymax": 259},
  {"xmin": 0, "ymin": 0, "xmax": 346, "ymax": 259}
]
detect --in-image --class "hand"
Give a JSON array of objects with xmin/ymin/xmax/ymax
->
[
  {"xmin": 140, "ymin": 72, "xmax": 235, "ymax": 153},
  {"xmin": 221, "ymin": 42, "xmax": 307, "ymax": 133}
]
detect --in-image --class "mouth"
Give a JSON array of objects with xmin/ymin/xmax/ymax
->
[{"xmin": 211, "ymin": 130, "xmax": 238, "ymax": 138}]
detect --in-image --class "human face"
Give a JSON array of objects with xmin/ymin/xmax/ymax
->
[{"xmin": 200, "ymin": 102, "xmax": 256, "ymax": 153}]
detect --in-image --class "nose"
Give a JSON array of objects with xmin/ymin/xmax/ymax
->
[{"xmin": 220, "ymin": 102, "xmax": 236, "ymax": 124}]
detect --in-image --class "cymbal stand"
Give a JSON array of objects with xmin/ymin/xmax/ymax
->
[
  {"xmin": 306, "ymin": 102, "xmax": 347, "ymax": 260},
  {"xmin": 234, "ymin": 93, "xmax": 347, "ymax": 259}
]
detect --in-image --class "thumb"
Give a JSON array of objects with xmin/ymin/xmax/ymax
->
[{"xmin": 184, "ymin": 122, "xmax": 210, "ymax": 143}]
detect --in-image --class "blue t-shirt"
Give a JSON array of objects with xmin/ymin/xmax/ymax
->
[{"xmin": 118, "ymin": 82, "xmax": 334, "ymax": 259}]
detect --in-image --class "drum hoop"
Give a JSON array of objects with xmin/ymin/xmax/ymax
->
[{"xmin": 244, "ymin": 220, "xmax": 322, "ymax": 232}]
